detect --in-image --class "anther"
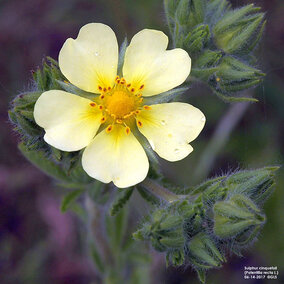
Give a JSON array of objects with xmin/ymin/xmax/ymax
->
[
  {"xmin": 90, "ymin": 102, "xmax": 97, "ymax": 107},
  {"xmin": 135, "ymin": 110, "xmax": 140, "ymax": 114},
  {"xmin": 103, "ymin": 87, "xmax": 107, "ymax": 92},
  {"xmin": 100, "ymin": 117, "xmax": 106, "ymax": 123},
  {"xmin": 99, "ymin": 105, "xmax": 104, "ymax": 110},
  {"xmin": 100, "ymin": 94, "xmax": 105, "ymax": 100},
  {"xmin": 106, "ymin": 125, "xmax": 113, "ymax": 133},
  {"xmin": 108, "ymin": 86, "xmax": 111, "ymax": 91},
  {"xmin": 127, "ymin": 83, "xmax": 131, "ymax": 88},
  {"xmin": 116, "ymin": 119, "xmax": 123, "ymax": 124},
  {"xmin": 98, "ymin": 86, "xmax": 103, "ymax": 91},
  {"xmin": 125, "ymin": 127, "xmax": 131, "ymax": 135},
  {"xmin": 143, "ymin": 105, "xmax": 151, "ymax": 110},
  {"xmin": 131, "ymin": 88, "xmax": 135, "ymax": 92},
  {"xmin": 139, "ymin": 84, "xmax": 144, "ymax": 90},
  {"xmin": 137, "ymin": 94, "xmax": 142, "ymax": 98},
  {"xmin": 137, "ymin": 120, "xmax": 143, "ymax": 128}
]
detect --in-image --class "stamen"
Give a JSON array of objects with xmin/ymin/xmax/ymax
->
[
  {"xmin": 120, "ymin": 78, "xmax": 126, "ymax": 85},
  {"xmin": 125, "ymin": 127, "xmax": 131, "ymax": 135},
  {"xmin": 139, "ymin": 84, "xmax": 144, "ymax": 90},
  {"xmin": 100, "ymin": 94, "xmax": 105, "ymax": 100},
  {"xmin": 98, "ymin": 86, "xmax": 103, "ymax": 91},
  {"xmin": 137, "ymin": 120, "xmax": 143, "ymax": 128},
  {"xmin": 103, "ymin": 87, "xmax": 107, "ymax": 92},
  {"xmin": 130, "ymin": 88, "xmax": 135, "ymax": 93},
  {"xmin": 100, "ymin": 117, "xmax": 106, "ymax": 123},
  {"xmin": 127, "ymin": 83, "xmax": 131, "ymax": 88},
  {"xmin": 115, "ymin": 75, "xmax": 120, "ymax": 81},
  {"xmin": 135, "ymin": 110, "xmax": 140, "ymax": 114},
  {"xmin": 106, "ymin": 125, "xmax": 113, "ymax": 133},
  {"xmin": 90, "ymin": 102, "xmax": 97, "ymax": 107},
  {"xmin": 143, "ymin": 105, "xmax": 151, "ymax": 110},
  {"xmin": 108, "ymin": 86, "xmax": 111, "ymax": 91},
  {"xmin": 99, "ymin": 105, "xmax": 104, "ymax": 110},
  {"xmin": 123, "ymin": 113, "xmax": 132, "ymax": 119}
]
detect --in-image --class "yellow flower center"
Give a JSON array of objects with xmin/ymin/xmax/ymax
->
[
  {"xmin": 105, "ymin": 90, "xmax": 136, "ymax": 118},
  {"xmin": 90, "ymin": 76, "xmax": 150, "ymax": 135}
]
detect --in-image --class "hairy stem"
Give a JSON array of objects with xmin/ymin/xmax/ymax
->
[
  {"xmin": 85, "ymin": 195, "xmax": 114, "ymax": 266},
  {"xmin": 141, "ymin": 177, "xmax": 179, "ymax": 202}
]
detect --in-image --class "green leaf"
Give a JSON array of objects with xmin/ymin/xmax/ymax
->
[
  {"xmin": 106, "ymin": 207, "xmax": 128, "ymax": 251},
  {"xmin": 90, "ymin": 242, "xmax": 105, "ymax": 274},
  {"xmin": 110, "ymin": 187, "xmax": 134, "ymax": 216},
  {"xmin": 19, "ymin": 142, "xmax": 70, "ymax": 182},
  {"xmin": 60, "ymin": 189, "xmax": 84, "ymax": 212},
  {"xmin": 136, "ymin": 186, "xmax": 160, "ymax": 205}
]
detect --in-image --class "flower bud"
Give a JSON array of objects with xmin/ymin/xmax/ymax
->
[
  {"xmin": 213, "ymin": 4, "xmax": 265, "ymax": 54},
  {"xmin": 179, "ymin": 24, "xmax": 210, "ymax": 54},
  {"xmin": 166, "ymin": 249, "xmax": 185, "ymax": 266},
  {"xmin": 210, "ymin": 56, "xmax": 265, "ymax": 102},
  {"xmin": 213, "ymin": 194, "xmax": 265, "ymax": 239},
  {"xmin": 225, "ymin": 167, "xmax": 278, "ymax": 205},
  {"xmin": 187, "ymin": 233, "xmax": 225, "ymax": 268},
  {"xmin": 133, "ymin": 209, "xmax": 185, "ymax": 252}
]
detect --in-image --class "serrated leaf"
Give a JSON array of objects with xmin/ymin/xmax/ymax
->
[
  {"xmin": 60, "ymin": 189, "xmax": 84, "ymax": 212},
  {"xmin": 19, "ymin": 142, "xmax": 70, "ymax": 182},
  {"xmin": 110, "ymin": 187, "xmax": 134, "ymax": 216},
  {"xmin": 136, "ymin": 186, "xmax": 161, "ymax": 206}
]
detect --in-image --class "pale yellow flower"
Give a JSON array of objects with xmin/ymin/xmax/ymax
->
[{"xmin": 34, "ymin": 23, "xmax": 205, "ymax": 188}]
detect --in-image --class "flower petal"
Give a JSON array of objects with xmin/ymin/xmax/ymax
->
[
  {"xmin": 59, "ymin": 23, "xmax": 118, "ymax": 93},
  {"xmin": 136, "ymin": 103, "xmax": 205, "ymax": 162},
  {"xmin": 34, "ymin": 90, "xmax": 102, "ymax": 151},
  {"xmin": 82, "ymin": 125, "xmax": 149, "ymax": 188},
  {"xmin": 123, "ymin": 29, "xmax": 191, "ymax": 96}
]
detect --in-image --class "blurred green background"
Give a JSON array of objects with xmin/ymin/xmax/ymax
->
[{"xmin": 1, "ymin": 0, "xmax": 283, "ymax": 283}]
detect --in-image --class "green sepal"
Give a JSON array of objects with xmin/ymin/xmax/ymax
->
[
  {"xmin": 166, "ymin": 249, "xmax": 185, "ymax": 266},
  {"xmin": 213, "ymin": 4, "xmax": 265, "ymax": 54},
  {"xmin": 143, "ymin": 86, "xmax": 188, "ymax": 105},
  {"xmin": 56, "ymin": 80, "xmax": 98, "ymax": 100},
  {"xmin": 187, "ymin": 233, "xmax": 224, "ymax": 268},
  {"xmin": 196, "ymin": 269, "xmax": 206, "ymax": 284},
  {"xmin": 213, "ymin": 194, "xmax": 265, "ymax": 239},
  {"xmin": 117, "ymin": 37, "xmax": 128, "ymax": 77}
]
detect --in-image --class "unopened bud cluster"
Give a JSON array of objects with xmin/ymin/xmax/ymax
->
[
  {"xmin": 164, "ymin": 0, "xmax": 266, "ymax": 102},
  {"xmin": 134, "ymin": 167, "xmax": 278, "ymax": 283}
]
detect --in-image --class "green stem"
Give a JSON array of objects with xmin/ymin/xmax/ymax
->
[{"xmin": 140, "ymin": 178, "xmax": 180, "ymax": 202}]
